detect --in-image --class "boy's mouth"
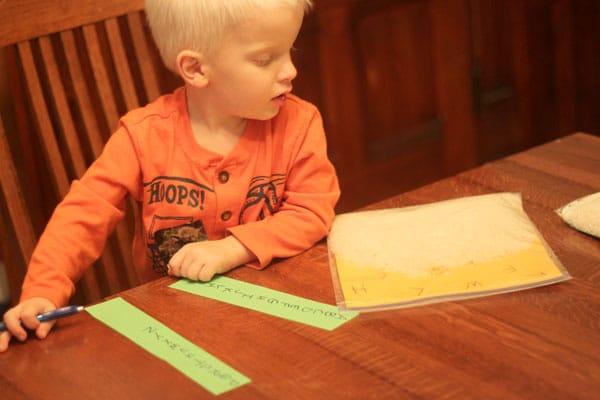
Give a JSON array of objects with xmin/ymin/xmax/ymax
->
[{"xmin": 272, "ymin": 93, "xmax": 287, "ymax": 104}]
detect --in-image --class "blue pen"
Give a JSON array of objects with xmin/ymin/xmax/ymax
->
[{"xmin": 0, "ymin": 305, "xmax": 84, "ymax": 332}]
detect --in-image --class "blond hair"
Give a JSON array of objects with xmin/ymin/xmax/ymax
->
[{"xmin": 145, "ymin": 0, "xmax": 313, "ymax": 72}]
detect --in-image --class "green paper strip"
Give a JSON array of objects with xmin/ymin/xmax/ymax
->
[
  {"xmin": 86, "ymin": 297, "xmax": 250, "ymax": 395},
  {"xmin": 170, "ymin": 276, "xmax": 358, "ymax": 331}
]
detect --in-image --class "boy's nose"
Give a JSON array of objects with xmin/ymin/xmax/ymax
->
[{"xmin": 278, "ymin": 57, "xmax": 297, "ymax": 82}]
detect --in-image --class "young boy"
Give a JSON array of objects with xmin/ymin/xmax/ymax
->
[{"xmin": 0, "ymin": 0, "xmax": 339, "ymax": 352}]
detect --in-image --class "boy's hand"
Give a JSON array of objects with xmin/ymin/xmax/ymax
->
[
  {"xmin": 168, "ymin": 236, "xmax": 254, "ymax": 281},
  {"xmin": 0, "ymin": 297, "xmax": 57, "ymax": 352}
]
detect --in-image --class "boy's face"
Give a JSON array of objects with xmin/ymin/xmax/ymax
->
[{"xmin": 201, "ymin": 5, "xmax": 305, "ymax": 121}]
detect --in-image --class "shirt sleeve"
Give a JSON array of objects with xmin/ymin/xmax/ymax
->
[
  {"xmin": 227, "ymin": 107, "xmax": 340, "ymax": 268},
  {"xmin": 20, "ymin": 127, "xmax": 141, "ymax": 307}
]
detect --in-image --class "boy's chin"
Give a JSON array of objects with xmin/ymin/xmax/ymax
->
[{"xmin": 249, "ymin": 109, "xmax": 281, "ymax": 121}]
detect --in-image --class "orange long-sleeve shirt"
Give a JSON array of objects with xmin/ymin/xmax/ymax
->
[{"xmin": 21, "ymin": 87, "xmax": 340, "ymax": 307}]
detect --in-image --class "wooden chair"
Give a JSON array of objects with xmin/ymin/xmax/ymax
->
[{"xmin": 0, "ymin": 0, "xmax": 176, "ymax": 306}]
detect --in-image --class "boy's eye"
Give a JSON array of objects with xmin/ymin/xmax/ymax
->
[{"xmin": 253, "ymin": 57, "xmax": 273, "ymax": 67}]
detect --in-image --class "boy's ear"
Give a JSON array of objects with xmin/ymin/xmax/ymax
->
[{"xmin": 176, "ymin": 50, "xmax": 209, "ymax": 87}]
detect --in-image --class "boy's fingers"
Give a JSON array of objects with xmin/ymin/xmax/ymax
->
[
  {"xmin": 0, "ymin": 331, "xmax": 11, "ymax": 352},
  {"xmin": 20, "ymin": 314, "xmax": 41, "ymax": 331},
  {"xmin": 167, "ymin": 261, "xmax": 179, "ymax": 276},
  {"xmin": 3, "ymin": 311, "xmax": 27, "ymax": 341},
  {"xmin": 36, "ymin": 321, "xmax": 56, "ymax": 339},
  {"xmin": 198, "ymin": 268, "xmax": 216, "ymax": 282},
  {"xmin": 168, "ymin": 252, "xmax": 184, "ymax": 276},
  {"xmin": 20, "ymin": 302, "xmax": 53, "ymax": 331}
]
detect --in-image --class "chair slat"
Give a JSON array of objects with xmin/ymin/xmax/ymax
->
[
  {"xmin": 82, "ymin": 24, "xmax": 121, "ymax": 131},
  {"xmin": 0, "ymin": 122, "xmax": 37, "ymax": 305},
  {"xmin": 127, "ymin": 11, "xmax": 162, "ymax": 102},
  {"xmin": 105, "ymin": 17, "xmax": 140, "ymax": 111},
  {"xmin": 60, "ymin": 29, "xmax": 105, "ymax": 158},
  {"xmin": 118, "ymin": 204, "xmax": 140, "ymax": 287},
  {"xmin": 17, "ymin": 41, "xmax": 71, "ymax": 197},
  {"xmin": 0, "ymin": 123, "xmax": 37, "ymax": 263},
  {"xmin": 38, "ymin": 36, "xmax": 88, "ymax": 176}
]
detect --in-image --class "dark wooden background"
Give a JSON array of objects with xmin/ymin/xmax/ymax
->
[{"xmin": 292, "ymin": 0, "xmax": 600, "ymax": 211}]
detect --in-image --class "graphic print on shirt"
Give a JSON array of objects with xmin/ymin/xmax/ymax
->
[
  {"xmin": 147, "ymin": 216, "xmax": 207, "ymax": 275},
  {"xmin": 145, "ymin": 175, "xmax": 213, "ymax": 210},
  {"xmin": 143, "ymin": 176, "xmax": 214, "ymax": 274},
  {"xmin": 239, "ymin": 174, "xmax": 286, "ymax": 223}
]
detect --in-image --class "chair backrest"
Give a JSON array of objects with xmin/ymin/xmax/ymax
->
[{"xmin": 0, "ymin": 0, "xmax": 175, "ymax": 305}]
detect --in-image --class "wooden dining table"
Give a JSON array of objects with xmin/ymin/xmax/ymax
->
[{"xmin": 1, "ymin": 132, "xmax": 599, "ymax": 399}]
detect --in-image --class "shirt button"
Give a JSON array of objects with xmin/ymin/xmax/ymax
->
[
  {"xmin": 218, "ymin": 171, "xmax": 229, "ymax": 183},
  {"xmin": 221, "ymin": 211, "xmax": 232, "ymax": 221}
]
